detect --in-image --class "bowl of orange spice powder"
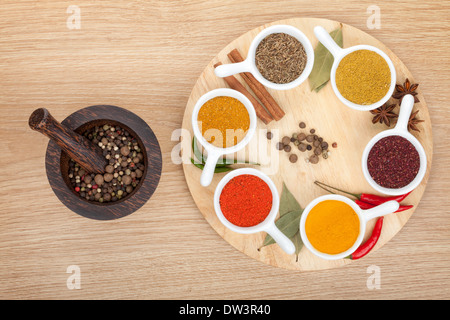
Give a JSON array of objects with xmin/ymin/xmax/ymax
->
[
  {"xmin": 192, "ymin": 88, "xmax": 257, "ymax": 187},
  {"xmin": 300, "ymin": 194, "xmax": 399, "ymax": 260},
  {"xmin": 214, "ymin": 168, "xmax": 295, "ymax": 255}
]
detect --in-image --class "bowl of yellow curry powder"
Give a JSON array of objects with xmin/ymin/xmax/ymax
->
[
  {"xmin": 314, "ymin": 26, "xmax": 396, "ymax": 111},
  {"xmin": 191, "ymin": 88, "xmax": 257, "ymax": 187}
]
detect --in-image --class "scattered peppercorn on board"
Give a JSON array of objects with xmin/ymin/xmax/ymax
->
[{"xmin": 181, "ymin": 17, "xmax": 433, "ymax": 270}]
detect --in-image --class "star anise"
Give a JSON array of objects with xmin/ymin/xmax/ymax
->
[
  {"xmin": 392, "ymin": 78, "xmax": 420, "ymax": 103},
  {"xmin": 370, "ymin": 103, "xmax": 398, "ymax": 127},
  {"xmin": 408, "ymin": 109, "xmax": 425, "ymax": 132}
]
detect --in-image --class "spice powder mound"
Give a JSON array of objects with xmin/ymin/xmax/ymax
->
[
  {"xmin": 197, "ymin": 96, "xmax": 250, "ymax": 148},
  {"xmin": 367, "ymin": 135, "xmax": 420, "ymax": 189},
  {"xmin": 335, "ymin": 49, "xmax": 391, "ymax": 105},
  {"xmin": 305, "ymin": 200, "xmax": 360, "ymax": 255},
  {"xmin": 219, "ymin": 175, "xmax": 273, "ymax": 227},
  {"xmin": 255, "ymin": 33, "xmax": 307, "ymax": 84}
]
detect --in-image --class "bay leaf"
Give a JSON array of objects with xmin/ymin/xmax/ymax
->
[
  {"xmin": 308, "ymin": 25, "xmax": 343, "ymax": 92},
  {"xmin": 260, "ymin": 183, "xmax": 304, "ymax": 251},
  {"xmin": 262, "ymin": 209, "xmax": 302, "ymax": 247},
  {"xmin": 292, "ymin": 231, "xmax": 303, "ymax": 262},
  {"xmin": 314, "ymin": 81, "xmax": 328, "ymax": 93},
  {"xmin": 279, "ymin": 182, "xmax": 301, "ymax": 217}
]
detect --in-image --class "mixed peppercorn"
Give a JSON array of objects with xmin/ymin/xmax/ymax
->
[
  {"xmin": 269, "ymin": 121, "xmax": 337, "ymax": 164},
  {"xmin": 68, "ymin": 124, "xmax": 145, "ymax": 203}
]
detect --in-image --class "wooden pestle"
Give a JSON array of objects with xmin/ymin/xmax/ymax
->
[{"xmin": 29, "ymin": 108, "xmax": 107, "ymax": 174}]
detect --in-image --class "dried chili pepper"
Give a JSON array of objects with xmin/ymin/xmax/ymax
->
[
  {"xmin": 391, "ymin": 205, "xmax": 414, "ymax": 213},
  {"xmin": 354, "ymin": 199, "xmax": 378, "ymax": 210},
  {"xmin": 354, "ymin": 199, "xmax": 413, "ymax": 212},
  {"xmin": 360, "ymin": 192, "xmax": 412, "ymax": 206},
  {"xmin": 314, "ymin": 181, "xmax": 413, "ymax": 213},
  {"xmin": 314, "ymin": 181, "xmax": 412, "ymax": 205},
  {"xmin": 347, "ymin": 217, "xmax": 384, "ymax": 260}
]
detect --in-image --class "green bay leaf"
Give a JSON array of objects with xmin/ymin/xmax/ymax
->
[
  {"xmin": 262, "ymin": 209, "xmax": 303, "ymax": 247},
  {"xmin": 292, "ymin": 231, "xmax": 303, "ymax": 262},
  {"xmin": 314, "ymin": 81, "xmax": 328, "ymax": 92},
  {"xmin": 308, "ymin": 25, "xmax": 343, "ymax": 92},
  {"xmin": 260, "ymin": 183, "xmax": 305, "ymax": 251},
  {"xmin": 279, "ymin": 182, "xmax": 301, "ymax": 217}
]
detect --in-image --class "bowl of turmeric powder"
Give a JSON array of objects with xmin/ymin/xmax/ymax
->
[
  {"xmin": 314, "ymin": 26, "xmax": 396, "ymax": 111},
  {"xmin": 299, "ymin": 194, "xmax": 399, "ymax": 260}
]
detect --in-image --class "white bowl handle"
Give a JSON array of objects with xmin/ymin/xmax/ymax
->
[
  {"xmin": 264, "ymin": 223, "xmax": 296, "ymax": 255},
  {"xmin": 394, "ymin": 94, "xmax": 415, "ymax": 132},
  {"xmin": 362, "ymin": 200, "xmax": 400, "ymax": 222},
  {"xmin": 200, "ymin": 150, "xmax": 221, "ymax": 187},
  {"xmin": 313, "ymin": 26, "xmax": 343, "ymax": 58},
  {"xmin": 214, "ymin": 60, "xmax": 253, "ymax": 78}
]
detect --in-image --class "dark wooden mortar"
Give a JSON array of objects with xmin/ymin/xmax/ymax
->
[{"xmin": 36, "ymin": 105, "xmax": 162, "ymax": 220}]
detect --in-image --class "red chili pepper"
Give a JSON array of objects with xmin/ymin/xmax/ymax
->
[
  {"xmin": 314, "ymin": 181, "xmax": 412, "ymax": 205},
  {"xmin": 393, "ymin": 205, "xmax": 414, "ymax": 213},
  {"xmin": 348, "ymin": 217, "xmax": 384, "ymax": 260},
  {"xmin": 354, "ymin": 199, "xmax": 413, "ymax": 213},
  {"xmin": 360, "ymin": 191, "xmax": 412, "ymax": 206},
  {"xmin": 354, "ymin": 199, "xmax": 375, "ymax": 210}
]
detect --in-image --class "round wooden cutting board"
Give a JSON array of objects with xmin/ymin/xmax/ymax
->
[{"xmin": 181, "ymin": 17, "xmax": 433, "ymax": 271}]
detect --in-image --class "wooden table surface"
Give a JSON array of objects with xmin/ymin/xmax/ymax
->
[{"xmin": 1, "ymin": 0, "xmax": 449, "ymax": 300}]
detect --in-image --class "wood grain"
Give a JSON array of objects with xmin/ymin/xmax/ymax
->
[
  {"xmin": 182, "ymin": 17, "xmax": 433, "ymax": 271},
  {"xmin": 0, "ymin": 0, "xmax": 449, "ymax": 299}
]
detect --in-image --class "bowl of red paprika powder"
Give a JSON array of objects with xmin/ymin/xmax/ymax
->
[
  {"xmin": 213, "ymin": 168, "xmax": 295, "ymax": 255},
  {"xmin": 361, "ymin": 95, "xmax": 427, "ymax": 196}
]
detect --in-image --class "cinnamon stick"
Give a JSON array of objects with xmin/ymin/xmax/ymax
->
[
  {"xmin": 213, "ymin": 61, "xmax": 273, "ymax": 125},
  {"xmin": 227, "ymin": 49, "xmax": 285, "ymax": 121}
]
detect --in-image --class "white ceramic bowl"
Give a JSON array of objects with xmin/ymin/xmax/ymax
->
[
  {"xmin": 214, "ymin": 168, "xmax": 295, "ymax": 255},
  {"xmin": 361, "ymin": 94, "xmax": 427, "ymax": 195},
  {"xmin": 300, "ymin": 194, "xmax": 399, "ymax": 260},
  {"xmin": 191, "ymin": 88, "xmax": 257, "ymax": 187},
  {"xmin": 314, "ymin": 26, "xmax": 396, "ymax": 111},
  {"xmin": 214, "ymin": 24, "xmax": 315, "ymax": 90}
]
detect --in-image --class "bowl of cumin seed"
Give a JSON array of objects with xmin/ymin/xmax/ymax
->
[{"xmin": 214, "ymin": 24, "xmax": 314, "ymax": 90}]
